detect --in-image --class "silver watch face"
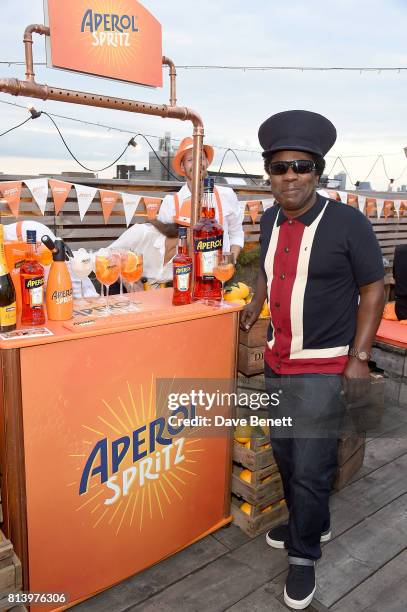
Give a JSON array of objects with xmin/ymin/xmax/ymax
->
[{"xmin": 358, "ymin": 351, "xmax": 368, "ymax": 361}]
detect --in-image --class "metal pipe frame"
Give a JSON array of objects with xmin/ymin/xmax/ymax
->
[{"xmin": 1, "ymin": 24, "xmax": 204, "ymax": 255}]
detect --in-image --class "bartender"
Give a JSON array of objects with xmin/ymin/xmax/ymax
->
[{"xmin": 157, "ymin": 137, "xmax": 245, "ymax": 261}]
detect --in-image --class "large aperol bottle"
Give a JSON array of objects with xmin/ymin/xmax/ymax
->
[
  {"xmin": 192, "ymin": 178, "xmax": 223, "ymax": 301},
  {"xmin": 20, "ymin": 230, "xmax": 46, "ymax": 326}
]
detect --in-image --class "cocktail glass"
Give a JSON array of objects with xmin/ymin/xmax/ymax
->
[
  {"xmin": 120, "ymin": 250, "xmax": 143, "ymax": 310},
  {"xmin": 95, "ymin": 249, "xmax": 121, "ymax": 315},
  {"xmin": 213, "ymin": 252, "xmax": 235, "ymax": 307},
  {"xmin": 70, "ymin": 248, "xmax": 94, "ymax": 306}
]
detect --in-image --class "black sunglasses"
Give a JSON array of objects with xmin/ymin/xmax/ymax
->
[{"xmin": 268, "ymin": 160, "xmax": 316, "ymax": 175}]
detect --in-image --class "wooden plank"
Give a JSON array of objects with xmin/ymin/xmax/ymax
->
[
  {"xmin": 211, "ymin": 524, "xmax": 252, "ymax": 551},
  {"xmin": 66, "ymin": 535, "xmax": 229, "ymax": 612},
  {"xmin": 226, "ymin": 582, "xmax": 289, "ymax": 611},
  {"xmin": 316, "ymin": 493, "xmax": 407, "ymax": 608},
  {"xmin": 127, "ymin": 555, "xmax": 273, "ymax": 612},
  {"xmin": 331, "ymin": 549, "xmax": 407, "ymax": 611},
  {"xmin": 239, "ymin": 319, "xmax": 269, "ymax": 348}
]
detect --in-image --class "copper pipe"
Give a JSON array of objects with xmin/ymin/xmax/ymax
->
[
  {"xmin": 162, "ymin": 56, "xmax": 177, "ymax": 107},
  {"xmin": 2, "ymin": 23, "xmax": 205, "ymax": 261},
  {"xmin": 23, "ymin": 24, "xmax": 49, "ymax": 82}
]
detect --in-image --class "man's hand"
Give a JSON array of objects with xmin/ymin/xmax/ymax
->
[
  {"xmin": 240, "ymin": 299, "xmax": 264, "ymax": 331},
  {"xmin": 342, "ymin": 356, "xmax": 371, "ymax": 401}
]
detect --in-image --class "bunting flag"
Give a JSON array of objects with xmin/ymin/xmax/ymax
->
[
  {"xmin": 394, "ymin": 200, "xmax": 402, "ymax": 218},
  {"xmin": 262, "ymin": 199, "xmax": 275, "ymax": 211},
  {"xmin": 49, "ymin": 179, "xmax": 72, "ymax": 215},
  {"xmin": 74, "ymin": 184, "xmax": 97, "ymax": 221},
  {"xmin": 239, "ymin": 201, "xmax": 247, "ymax": 216},
  {"xmin": 365, "ymin": 197, "xmax": 377, "ymax": 217},
  {"xmin": 376, "ymin": 199, "xmax": 385, "ymax": 219},
  {"xmin": 144, "ymin": 197, "xmax": 162, "ymax": 221},
  {"xmin": 338, "ymin": 191, "xmax": 348, "ymax": 204},
  {"xmin": 399, "ymin": 201, "xmax": 407, "ymax": 218},
  {"xmin": 99, "ymin": 189, "xmax": 120, "ymax": 224},
  {"xmin": 122, "ymin": 193, "xmax": 141, "ymax": 227},
  {"xmin": 317, "ymin": 189, "xmax": 330, "ymax": 198},
  {"xmin": 0, "ymin": 181, "xmax": 23, "ymax": 216},
  {"xmin": 357, "ymin": 195, "xmax": 366, "ymax": 213},
  {"xmin": 247, "ymin": 200, "xmax": 261, "ymax": 224},
  {"xmin": 383, "ymin": 199, "xmax": 395, "ymax": 218},
  {"xmin": 25, "ymin": 178, "xmax": 49, "ymax": 215},
  {"xmin": 328, "ymin": 190, "xmax": 341, "ymax": 201},
  {"xmin": 347, "ymin": 194, "xmax": 359, "ymax": 209}
]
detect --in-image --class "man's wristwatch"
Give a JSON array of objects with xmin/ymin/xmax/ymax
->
[{"xmin": 348, "ymin": 347, "xmax": 371, "ymax": 362}]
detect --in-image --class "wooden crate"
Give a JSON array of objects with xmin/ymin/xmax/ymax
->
[
  {"xmin": 239, "ymin": 318, "xmax": 269, "ymax": 348},
  {"xmin": 232, "ymin": 465, "xmax": 283, "ymax": 505},
  {"xmin": 233, "ymin": 438, "xmax": 274, "ymax": 471},
  {"xmin": 0, "ymin": 531, "xmax": 22, "ymax": 597},
  {"xmin": 238, "ymin": 344, "xmax": 264, "ymax": 376},
  {"xmin": 337, "ymin": 433, "xmax": 366, "ymax": 467},
  {"xmin": 334, "ymin": 443, "xmax": 365, "ymax": 491},
  {"xmin": 232, "ymin": 495, "xmax": 288, "ymax": 538}
]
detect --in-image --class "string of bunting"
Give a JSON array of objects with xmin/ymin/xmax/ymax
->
[
  {"xmin": 0, "ymin": 178, "xmax": 163, "ymax": 226},
  {"xmin": 1, "ymin": 179, "xmax": 406, "ymax": 226}
]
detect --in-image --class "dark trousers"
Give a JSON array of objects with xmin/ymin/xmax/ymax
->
[{"xmin": 265, "ymin": 363, "xmax": 344, "ymax": 561}]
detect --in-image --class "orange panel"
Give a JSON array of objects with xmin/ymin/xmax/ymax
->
[
  {"xmin": 20, "ymin": 314, "xmax": 235, "ymax": 609},
  {"xmin": 46, "ymin": 0, "xmax": 163, "ymax": 87}
]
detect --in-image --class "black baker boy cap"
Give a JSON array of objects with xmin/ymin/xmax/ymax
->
[{"xmin": 258, "ymin": 110, "xmax": 337, "ymax": 158}]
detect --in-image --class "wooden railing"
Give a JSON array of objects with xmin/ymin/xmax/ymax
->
[{"xmin": 0, "ymin": 176, "xmax": 405, "ymax": 264}]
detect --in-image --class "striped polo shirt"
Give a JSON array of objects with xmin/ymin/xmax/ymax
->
[{"xmin": 260, "ymin": 194, "xmax": 384, "ymax": 375}]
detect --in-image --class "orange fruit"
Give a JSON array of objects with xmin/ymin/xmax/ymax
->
[
  {"xmin": 261, "ymin": 504, "xmax": 273, "ymax": 513},
  {"xmin": 123, "ymin": 252, "xmax": 141, "ymax": 274},
  {"xmin": 239, "ymin": 469, "xmax": 252, "ymax": 483},
  {"xmin": 261, "ymin": 475, "xmax": 273, "ymax": 484},
  {"xmin": 240, "ymin": 502, "xmax": 252, "ymax": 515}
]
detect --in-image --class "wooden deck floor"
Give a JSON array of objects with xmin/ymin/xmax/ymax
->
[{"xmin": 72, "ymin": 402, "xmax": 407, "ymax": 612}]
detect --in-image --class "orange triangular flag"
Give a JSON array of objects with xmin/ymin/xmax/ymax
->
[
  {"xmin": 328, "ymin": 190, "xmax": 341, "ymax": 201},
  {"xmin": 383, "ymin": 200, "xmax": 395, "ymax": 218},
  {"xmin": 144, "ymin": 197, "xmax": 162, "ymax": 221},
  {"xmin": 365, "ymin": 197, "xmax": 377, "ymax": 217},
  {"xmin": 0, "ymin": 181, "xmax": 22, "ymax": 217},
  {"xmin": 49, "ymin": 179, "xmax": 72, "ymax": 215},
  {"xmin": 247, "ymin": 200, "xmax": 261, "ymax": 224},
  {"xmin": 347, "ymin": 194, "xmax": 359, "ymax": 208},
  {"xmin": 99, "ymin": 189, "xmax": 120, "ymax": 224},
  {"xmin": 399, "ymin": 201, "xmax": 407, "ymax": 218}
]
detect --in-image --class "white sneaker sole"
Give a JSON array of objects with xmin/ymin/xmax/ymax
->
[
  {"xmin": 284, "ymin": 584, "xmax": 316, "ymax": 610},
  {"xmin": 265, "ymin": 530, "xmax": 331, "ymax": 549}
]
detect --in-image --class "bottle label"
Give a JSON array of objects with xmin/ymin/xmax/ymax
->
[
  {"xmin": 194, "ymin": 237, "xmax": 223, "ymax": 277},
  {"xmin": 175, "ymin": 265, "xmax": 192, "ymax": 292},
  {"xmin": 0, "ymin": 302, "xmax": 16, "ymax": 327},
  {"xmin": 51, "ymin": 288, "xmax": 73, "ymax": 305},
  {"xmin": 0, "ymin": 243, "xmax": 9, "ymax": 276},
  {"xmin": 25, "ymin": 276, "xmax": 44, "ymax": 307}
]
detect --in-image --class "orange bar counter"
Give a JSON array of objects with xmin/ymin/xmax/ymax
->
[{"xmin": 0, "ymin": 289, "xmax": 240, "ymax": 609}]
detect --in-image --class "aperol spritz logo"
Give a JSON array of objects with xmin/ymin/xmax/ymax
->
[
  {"xmin": 45, "ymin": 0, "xmax": 163, "ymax": 86},
  {"xmin": 67, "ymin": 379, "xmax": 202, "ymax": 534}
]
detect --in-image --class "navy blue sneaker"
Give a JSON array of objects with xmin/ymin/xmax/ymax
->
[
  {"xmin": 284, "ymin": 556, "xmax": 316, "ymax": 610},
  {"xmin": 266, "ymin": 523, "xmax": 331, "ymax": 549}
]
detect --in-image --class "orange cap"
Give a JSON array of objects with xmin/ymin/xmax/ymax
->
[{"xmin": 172, "ymin": 137, "xmax": 215, "ymax": 176}]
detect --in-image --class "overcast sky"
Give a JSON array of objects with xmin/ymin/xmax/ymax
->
[{"xmin": 1, "ymin": 0, "xmax": 406, "ymax": 190}]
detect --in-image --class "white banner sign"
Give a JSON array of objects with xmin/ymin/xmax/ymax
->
[{"xmin": 25, "ymin": 178, "xmax": 49, "ymax": 215}]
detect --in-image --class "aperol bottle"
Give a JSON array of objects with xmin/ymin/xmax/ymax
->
[
  {"xmin": 192, "ymin": 178, "xmax": 223, "ymax": 301},
  {"xmin": 172, "ymin": 227, "xmax": 192, "ymax": 306},
  {"xmin": 20, "ymin": 230, "xmax": 46, "ymax": 326}
]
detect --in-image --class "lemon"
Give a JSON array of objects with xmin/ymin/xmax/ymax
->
[
  {"xmin": 224, "ymin": 286, "xmax": 242, "ymax": 302},
  {"xmin": 261, "ymin": 504, "xmax": 273, "ymax": 513},
  {"xmin": 234, "ymin": 425, "xmax": 252, "ymax": 444},
  {"xmin": 259, "ymin": 301, "xmax": 270, "ymax": 318},
  {"xmin": 239, "ymin": 469, "xmax": 252, "ymax": 483},
  {"xmin": 236, "ymin": 282, "xmax": 250, "ymax": 300},
  {"xmin": 245, "ymin": 294, "xmax": 253, "ymax": 304},
  {"xmin": 261, "ymin": 475, "xmax": 273, "ymax": 484},
  {"xmin": 240, "ymin": 502, "xmax": 252, "ymax": 515}
]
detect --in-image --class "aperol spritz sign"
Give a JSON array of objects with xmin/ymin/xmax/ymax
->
[{"xmin": 44, "ymin": 0, "xmax": 163, "ymax": 87}]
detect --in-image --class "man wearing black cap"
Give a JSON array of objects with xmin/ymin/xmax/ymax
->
[{"xmin": 241, "ymin": 110, "xmax": 385, "ymax": 609}]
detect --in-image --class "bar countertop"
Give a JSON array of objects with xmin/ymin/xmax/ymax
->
[{"xmin": 0, "ymin": 288, "xmax": 243, "ymax": 350}]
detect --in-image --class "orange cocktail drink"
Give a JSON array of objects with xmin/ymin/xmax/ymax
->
[{"xmin": 95, "ymin": 250, "xmax": 121, "ymax": 314}]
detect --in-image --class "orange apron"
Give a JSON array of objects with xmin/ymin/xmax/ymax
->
[{"xmin": 173, "ymin": 188, "xmax": 224, "ymax": 227}]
